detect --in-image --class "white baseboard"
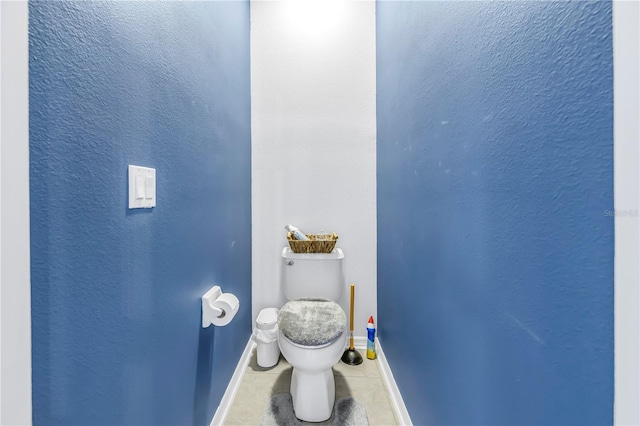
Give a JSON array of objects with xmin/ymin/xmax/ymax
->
[
  {"xmin": 376, "ymin": 339, "xmax": 413, "ymax": 426},
  {"xmin": 210, "ymin": 338, "xmax": 256, "ymax": 426},
  {"xmin": 210, "ymin": 336, "xmax": 412, "ymax": 426},
  {"xmin": 353, "ymin": 335, "xmax": 368, "ymax": 349}
]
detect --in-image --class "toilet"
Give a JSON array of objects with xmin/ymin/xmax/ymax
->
[{"xmin": 277, "ymin": 247, "xmax": 347, "ymax": 422}]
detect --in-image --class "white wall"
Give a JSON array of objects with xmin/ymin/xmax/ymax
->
[
  {"xmin": 251, "ymin": 0, "xmax": 376, "ymax": 338},
  {"xmin": 613, "ymin": 1, "xmax": 640, "ymax": 424},
  {"xmin": 0, "ymin": 0, "xmax": 32, "ymax": 424}
]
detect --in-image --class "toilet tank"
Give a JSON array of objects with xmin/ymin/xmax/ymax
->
[{"xmin": 281, "ymin": 247, "xmax": 344, "ymax": 301}]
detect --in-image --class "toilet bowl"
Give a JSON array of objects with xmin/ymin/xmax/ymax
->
[
  {"xmin": 278, "ymin": 329, "xmax": 346, "ymax": 422},
  {"xmin": 277, "ymin": 298, "xmax": 347, "ymax": 422}
]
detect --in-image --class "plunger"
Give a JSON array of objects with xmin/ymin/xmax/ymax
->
[{"xmin": 341, "ymin": 283, "xmax": 363, "ymax": 365}]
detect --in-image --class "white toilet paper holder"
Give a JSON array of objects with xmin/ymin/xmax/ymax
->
[{"xmin": 202, "ymin": 285, "xmax": 227, "ymax": 328}]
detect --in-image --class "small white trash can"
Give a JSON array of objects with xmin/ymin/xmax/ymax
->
[{"xmin": 255, "ymin": 308, "xmax": 280, "ymax": 368}]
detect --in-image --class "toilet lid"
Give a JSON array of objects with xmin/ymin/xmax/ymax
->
[{"xmin": 278, "ymin": 298, "xmax": 346, "ymax": 347}]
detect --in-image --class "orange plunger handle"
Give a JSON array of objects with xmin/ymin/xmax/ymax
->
[{"xmin": 349, "ymin": 284, "xmax": 355, "ymax": 350}]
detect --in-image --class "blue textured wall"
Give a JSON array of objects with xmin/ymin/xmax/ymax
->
[
  {"xmin": 377, "ymin": 2, "xmax": 613, "ymax": 425},
  {"xmin": 29, "ymin": 2, "xmax": 251, "ymax": 425}
]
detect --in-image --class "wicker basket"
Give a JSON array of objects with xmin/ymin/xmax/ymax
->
[{"xmin": 287, "ymin": 232, "xmax": 339, "ymax": 254}]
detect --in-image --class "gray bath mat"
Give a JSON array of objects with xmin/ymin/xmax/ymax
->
[{"xmin": 262, "ymin": 393, "xmax": 369, "ymax": 426}]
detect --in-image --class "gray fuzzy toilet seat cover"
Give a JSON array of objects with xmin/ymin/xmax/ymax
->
[{"xmin": 278, "ymin": 298, "xmax": 346, "ymax": 347}]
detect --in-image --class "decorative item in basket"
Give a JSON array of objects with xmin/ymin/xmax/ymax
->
[{"xmin": 287, "ymin": 232, "xmax": 339, "ymax": 254}]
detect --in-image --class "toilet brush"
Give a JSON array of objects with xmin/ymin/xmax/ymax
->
[{"xmin": 341, "ymin": 284, "xmax": 363, "ymax": 365}]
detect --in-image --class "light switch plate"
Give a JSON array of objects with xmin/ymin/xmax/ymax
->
[{"xmin": 128, "ymin": 165, "xmax": 156, "ymax": 209}]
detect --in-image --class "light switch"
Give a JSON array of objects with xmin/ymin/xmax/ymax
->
[
  {"xmin": 128, "ymin": 165, "xmax": 156, "ymax": 209},
  {"xmin": 145, "ymin": 175, "xmax": 155, "ymax": 199},
  {"xmin": 135, "ymin": 175, "xmax": 145, "ymax": 199}
]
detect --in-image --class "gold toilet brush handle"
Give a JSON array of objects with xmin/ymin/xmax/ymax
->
[{"xmin": 349, "ymin": 284, "xmax": 355, "ymax": 350}]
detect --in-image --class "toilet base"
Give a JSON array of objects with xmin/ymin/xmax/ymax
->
[{"xmin": 290, "ymin": 367, "xmax": 335, "ymax": 422}]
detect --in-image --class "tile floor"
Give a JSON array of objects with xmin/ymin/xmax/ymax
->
[{"xmin": 225, "ymin": 348, "xmax": 398, "ymax": 425}]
